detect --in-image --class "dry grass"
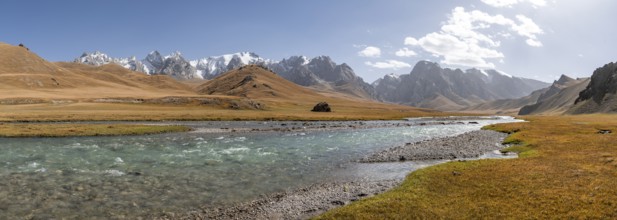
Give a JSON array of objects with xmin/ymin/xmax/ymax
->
[
  {"xmin": 0, "ymin": 123, "xmax": 190, "ymax": 137},
  {"xmin": 317, "ymin": 115, "xmax": 617, "ymax": 219},
  {"xmin": 0, "ymin": 101, "xmax": 450, "ymax": 122}
]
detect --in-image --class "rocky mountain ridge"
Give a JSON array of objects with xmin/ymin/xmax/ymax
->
[{"xmin": 372, "ymin": 61, "xmax": 550, "ymax": 111}]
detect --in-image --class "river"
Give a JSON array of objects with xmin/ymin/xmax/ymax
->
[{"xmin": 0, "ymin": 116, "xmax": 519, "ymax": 218}]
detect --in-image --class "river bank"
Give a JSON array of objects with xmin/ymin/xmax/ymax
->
[{"xmin": 159, "ymin": 129, "xmax": 512, "ymax": 219}]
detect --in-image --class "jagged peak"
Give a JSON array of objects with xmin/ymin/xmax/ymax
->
[
  {"xmin": 166, "ymin": 51, "xmax": 183, "ymax": 59},
  {"xmin": 79, "ymin": 51, "xmax": 109, "ymax": 57},
  {"xmin": 148, "ymin": 50, "xmax": 161, "ymax": 56},
  {"xmin": 554, "ymin": 74, "xmax": 575, "ymax": 85},
  {"xmin": 410, "ymin": 60, "xmax": 441, "ymax": 74},
  {"xmin": 385, "ymin": 73, "xmax": 400, "ymax": 79},
  {"xmin": 281, "ymin": 55, "xmax": 310, "ymax": 66},
  {"xmin": 311, "ymin": 55, "xmax": 333, "ymax": 62}
]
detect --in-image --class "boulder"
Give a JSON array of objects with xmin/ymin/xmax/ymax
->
[{"xmin": 311, "ymin": 102, "xmax": 331, "ymax": 112}]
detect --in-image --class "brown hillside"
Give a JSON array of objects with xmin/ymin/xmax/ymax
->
[
  {"xmin": 0, "ymin": 43, "xmax": 65, "ymax": 75},
  {"xmin": 0, "ymin": 43, "xmax": 98, "ymax": 90},
  {"xmin": 56, "ymin": 62, "xmax": 194, "ymax": 92},
  {"xmin": 196, "ymin": 65, "xmax": 323, "ymax": 100},
  {"xmin": 0, "ymin": 43, "xmax": 195, "ymax": 99}
]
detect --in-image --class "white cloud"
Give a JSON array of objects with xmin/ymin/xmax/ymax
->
[
  {"xmin": 526, "ymin": 38, "xmax": 543, "ymax": 47},
  {"xmin": 404, "ymin": 7, "xmax": 543, "ymax": 68},
  {"xmin": 512, "ymin": 15, "xmax": 543, "ymax": 43},
  {"xmin": 527, "ymin": 0, "xmax": 547, "ymax": 7},
  {"xmin": 404, "ymin": 37, "xmax": 419, "ymax": 46},
  {"xmin": 365, "ymin": 60, "xmax": 411, "ymax": 69},
  {"xmin": 395, "ymin": 48, "xmax": 417, "ymax": 57},
  {"xmin": 481, "ymin": 0, "xmax": 546, "ymax": 8},
  {"xmin": 358, "ymin": 46, "xmax": 381, "ymax": 58},
  {"xmin": 481, "ymin": 0, "xmax": 520, "ymax": 7}
]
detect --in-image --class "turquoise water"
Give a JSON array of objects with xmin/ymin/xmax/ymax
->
[{"xmin": 0, "ymin": 117, "xmax": 517, "ymax": 218}]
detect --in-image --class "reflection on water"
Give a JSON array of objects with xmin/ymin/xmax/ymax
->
[{"xmin": 0, "ymin": 117, "xmax": 519, "ymax": 218}]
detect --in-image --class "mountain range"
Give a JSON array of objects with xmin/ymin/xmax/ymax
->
[
  {"xmin": 372, "ymin": 61, "xmax": 550, "ymax": 111},
  {"xmin": 76, "ymin": 51, "xmax": 376, "ymax": 99},
  {"xmin": 75, "ymin": 52, "xmax": 547, "ymax": 110}
]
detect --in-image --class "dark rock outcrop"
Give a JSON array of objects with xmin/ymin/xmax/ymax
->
[
  {"xmin": 311, "ymin": 102, "xmax": 331, "ymax": 112},
  {"xmin": 569, "ymin": 62, "xmax": 617, "ymax": 114}
]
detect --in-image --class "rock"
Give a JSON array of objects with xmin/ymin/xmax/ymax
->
[
  {"xmin": 331, "ymin": 200, "xmax": 345, "ymax": 206},
  {"xmin": 311, "ymin": 102, "xmax": 331, "ymax": 112},
  {"xmin": 598, "ymin": 129, "xmax": 612, "ymax": 134}
]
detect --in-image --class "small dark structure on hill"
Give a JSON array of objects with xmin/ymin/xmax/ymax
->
[
  {"xmin": 311, "ymin": 102, "xmax": 331, "ymax": 112},
  {"xmin": 18, "ymin": 43, "xmax": 29, "ymax": 51}
]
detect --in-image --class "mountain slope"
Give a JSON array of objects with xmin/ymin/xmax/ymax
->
[
  {"xmin": 568, "ymin": 62, "xmax": 617, "ymax": 114},
  {"xmin": 0, "ymin": 43, "xmax": 195, "ymax": 100},
  {"xmin": 196, "ymin": 65, "xmax": 321, "ymax": 101},
  {"xmin": 462, "ymin": 74, "xmax": 589, "ymax": 115},
  {"xmin": 0, "ymin": 43, "xmax": 107, "ymax": 91},
  {"xmin": 373, "ymin": 61, "xmax": 549, "ymax": 111},
  {"xmin": 461, "ymin": 87, "xmax": 549, "ymax": 114},
  {"xmin": 519, "ymin": 75, "xmax": 589, "ymax": 115}
]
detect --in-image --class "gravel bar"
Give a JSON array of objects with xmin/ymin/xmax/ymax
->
[{"xmin": 360, "ymin": 130, "xmax": 508, "ymax": 162}]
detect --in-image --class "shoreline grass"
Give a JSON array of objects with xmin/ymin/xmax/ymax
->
[
  {"xmin": 0, "ymin": 123, "xmax": 191, "ymax": 137},
  {"xmin": 316, "ymin": 115, "xmax": 617, "ymax": 219}
]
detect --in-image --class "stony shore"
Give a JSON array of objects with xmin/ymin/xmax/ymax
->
[
  {"xmin": 360, "ymin": 130, "xmax": 509, "ymax": 162},
  {"xmin": 157, "ymin": 129, "xmax": 510, "ymax": 220}
]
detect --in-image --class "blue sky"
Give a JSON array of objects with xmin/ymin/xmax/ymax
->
[{"xmin": 2, "ymin": 0, "xmax": 616, "ymax": 83}]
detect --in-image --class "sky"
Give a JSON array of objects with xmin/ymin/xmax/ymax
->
[{"xmin": 2, "ymin": 0, "xmax": 616, "ymax": 83}]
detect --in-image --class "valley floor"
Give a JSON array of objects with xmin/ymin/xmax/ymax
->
[
  {"xmin": 0, "ymin": 101, "xmax": 448, "ymax": 122},
  {"xmin": 317, "ymin": 115, "xmax": 617, "ymax": 219}
]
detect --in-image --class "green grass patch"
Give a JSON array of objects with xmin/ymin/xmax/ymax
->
[
  {"xmin": 0, "ymin": 123, "xmax": 191, "ymax": 137},
  {"xmin": 318, "ymin": 115, "xmax": 617, "ymax": 219}
]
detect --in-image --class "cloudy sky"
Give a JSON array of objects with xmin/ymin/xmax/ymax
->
[{"xmin": 2, "ymin": 0, "xmax": 616, "ymax": 83}]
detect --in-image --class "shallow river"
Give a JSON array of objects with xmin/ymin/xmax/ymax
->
[{"xmin": 0, "ymin": 117, "xmax": 518, "ymax": 218}]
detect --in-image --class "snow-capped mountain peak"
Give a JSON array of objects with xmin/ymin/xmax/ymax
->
[
  {"xmin": 75, "ymin": 51, "xmax": 114, "ymax": 66},
  {"xmin": 188, "ymin": 52, "xmax": 272, "ymax": 79}
]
